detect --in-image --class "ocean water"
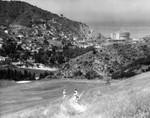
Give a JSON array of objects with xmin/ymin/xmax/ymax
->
[{"xmin": 96, "ymin": 26, "xmax": 150, "ymax": 38}]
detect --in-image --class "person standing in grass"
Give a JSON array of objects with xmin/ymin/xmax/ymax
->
[
  {"xmin": 63, "ymin": 89, "xmax": 66, "ymax": 99},
  {"xmin": 74, "ymin": 89, "xmax": 79, "ymax": 102}
]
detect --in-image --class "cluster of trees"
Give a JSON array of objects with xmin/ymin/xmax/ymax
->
[
  {"xmin": 84, "ymin": 70, "xmax": 101, "ymax": 80},
  {"xmin": 65, "ymin": 69, "xmax": 101, "ymax": 80},
  {"xmin": 63, "ymin": 46, "xmax": 95, "ymax": 58},
  {"xmin": 39, "ymin": 71, "xmax": 55, "ymax": 79},
  {"xmin": 34, "ymin": 46, "xmax": 95, "ymax": 67},
  {"xmin": 0, "ymin": 69, "xmax": 35, "ymax": 81},
  {"xmin": 0, "ymin": 38, "xmax": 22, "ymax": 60},
  {"xmin": 0, "ymin": 37, "xmax": 95, "ymax": 68},
  {"xmin": 0, "ymin": 67, "xmax": 61, "ymax": 81},
  {"xmin": 62, "ymin": 40, "xmax": 150, "ymax": 81},
  {"xmin": 93, "ymin": 41, "xmax": 150, "ymax": 80},
  {"xmin": 34, "ymin": 47, "xmax": 66, "ymax": 66}
]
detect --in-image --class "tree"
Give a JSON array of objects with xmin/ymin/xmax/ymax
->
[
  {"xmin": 60, "ymin": 14, "xmax": 63, "ymax": 17},
  {"xmin": 41, "ymin": 53, "xmax": 49, "ymax": 64},
  {"xmin": 31, "ymin": 72, "xmax": 35, "ymax": 80},
  {"xmin": 93, "ymin": 56, "xmax": 113, "ymax": 84},
  {"xmin": 85, "ymin": 70, "xmax": 98, "ymax": 80},
  {"xmin": 74, "ymin": 70, "xmax": 83, "ymax": 77},
  {"xmin": 15, "ymin": 71, "xmax": 22, "ymax": 81},
  {"xmin": 43, "ymin": 71, "xmax": 49, "ymax": 78},
  {"xmin": 48, "ymin": 72, "xmax": 54, "ymax": 78},
  {"xmin": 27, "ymin": 72, "xmax": 32, "ymax": 80},
  {"xmin": 20, "ymin": 50, "xmax": 30, "ymax": 62},
  {"xmin": 39, "ymin": 73, "xmax": 44, "ymax": 80},
  {"xmin": 2, "ymin": 38, "xmax": 18, "ymax": 60},
  {"xmin": 24, "ymin": 70, "xmax": 28, "ymax": 79},
  {"xmin": 43, "ymin": 39, "xmax": 49, "ymax": 46}
]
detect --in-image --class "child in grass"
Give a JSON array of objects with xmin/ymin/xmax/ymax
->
[
  {"xmin": 63, "ymin": 89, "xmax": 66, "ymax": 99},
  {"xmin": 74, "ymin": 89, "xmax": 79, "ymax": 102}
]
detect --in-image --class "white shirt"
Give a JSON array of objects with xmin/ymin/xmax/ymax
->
[{"xmin": 74, "ymin": 90, "xmax": 78, "ymax": 96}]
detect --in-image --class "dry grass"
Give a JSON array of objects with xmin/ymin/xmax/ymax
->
[
  {"xmin": 48, "ymin": 80, "xmax": 150, "ymax": 118},
  {"xmin": 81, "ymin": 91, "xmax": 150, "ymax": 118},
  {"xmin": 23, "ymin": 73, "xmax": 150, "ymax": 118},
  {"xmin": 74, "ymin": 73, "xmax": 150, "ymax": 118},
  {"xmin": 2, "ymin": 73, "xmax": 150, "ymax": 118}
]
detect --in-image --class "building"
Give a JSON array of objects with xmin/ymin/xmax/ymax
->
[
  {"xmin": 0, "ymin": 56, "xmax": 6, "ymax": 61},
  {"xmin": 4, "ymin": 30, "xmax": 8, "ymax": 34},
  {"xmin": 111, "ymin": 30, "xmax": 130, "ymax": 40}
]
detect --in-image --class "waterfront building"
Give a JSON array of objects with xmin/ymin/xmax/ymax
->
[{"xmin": 111, "ymin": 30, "xmax": 130, "ymax": 40}]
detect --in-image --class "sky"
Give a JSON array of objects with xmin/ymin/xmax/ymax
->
[{"xmin": 21, "ymin": 0, "xmax": 150, "ymax": 29}]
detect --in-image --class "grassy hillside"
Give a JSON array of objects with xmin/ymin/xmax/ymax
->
[
  {"xmin": 42, "ymin": 72, "xmax": 150, "ymax": 118},
  {"xmin": 77, "ymin": 72, "xmax": 150, "ymax": 118},
  {"xmin": 0, "ymin": 79, "xmax": 103, "ymax": 117},
  {"xmin": 1, "ymin": 71, "xmax": 150, "ymax": 118}
]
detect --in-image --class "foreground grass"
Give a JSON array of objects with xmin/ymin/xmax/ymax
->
[
  {"xmin": 76, "ymin": 73, "xmax": 150, "ymax": 118},
  {"xmin": 1, "ymin": 72, "xmax": 150, "ymax": 118},
  {"xmin": 79, "ymin": 89, "xmax": 150, "ymax": 118},
  {"xmin": 41, "ymin": 72, "xmax": 150, "ymax": 118}
]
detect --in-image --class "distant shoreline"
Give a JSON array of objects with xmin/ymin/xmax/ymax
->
[{"xmin": 91, "ymin": 25, "xmax": 150, "ymax": 38}]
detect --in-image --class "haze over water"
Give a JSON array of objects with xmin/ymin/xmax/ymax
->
[{"xmin": 92, "ymin": 25, "xmax": 150, "ymax": 38}]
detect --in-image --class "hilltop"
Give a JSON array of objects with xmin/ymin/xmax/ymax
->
[{"xmin": 0, "ymin": 0, "xmax": 102, "ymax": 40}]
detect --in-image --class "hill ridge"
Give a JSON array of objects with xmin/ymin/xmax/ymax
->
[{"xmin": 0, "ymin": 0, "xmax": 102, "ymax": 40}]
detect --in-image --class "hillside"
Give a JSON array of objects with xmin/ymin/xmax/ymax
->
[
  {"xmin": 0, "ymin": 0, "xmax": 102, "ymax": 40},
  {"xmin": 0, "ymin": 0, "xmax": 104, "ymax": 75},
  {"xmin": 0, "ymin": 1, "xmax": 58, "ymax": 26},
  {"xmin": 62, "ymin": 40, "xmax": 150, "ymax": 80}
]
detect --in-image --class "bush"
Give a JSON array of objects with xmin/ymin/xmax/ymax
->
[
  {"xmin": 73, "ymin": 70, "xmax": 83, "ymax": 77},
  {"xmin": 48, "ymin": 72, "xmax": 54, "ymax": 78},
  {"xmin": 0, "ymin": 68, "xmax": 36, "ymax": 81},
  {"xmin": 85, "ymin": 70, "xmax": 98, "ymax": 80}
]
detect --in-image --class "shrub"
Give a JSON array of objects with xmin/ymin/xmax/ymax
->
[
  {"xmin": 85, "ymin": 70, "xmax": 98, "ymax": 80},
  {"xmin": 48, "ymin": 72, "xmax": 54, "ymax": 78},
  {"xmin": 73, "ymin": 70, "xmax": 83, "ymax": 77}
]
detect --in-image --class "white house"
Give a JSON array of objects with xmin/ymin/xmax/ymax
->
[
  {"xmin": 0, "ymin": 56, "xmax": 6, "ymax": 61},
  {"xmin": 4, "ymin": 30, "xmax": 8, "ymax": 34}
]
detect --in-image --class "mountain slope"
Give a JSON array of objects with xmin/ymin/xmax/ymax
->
[
  {"xmin": 62, "ymin": 40, "xmax": 150, "ymax": 79},
  {"xmin": 0, "ymin": 1, "xmax": 58, "ymax": 26},
  {"xmin": 0, "ymin": 0, "xmax": 102, "ymax": 40}
]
